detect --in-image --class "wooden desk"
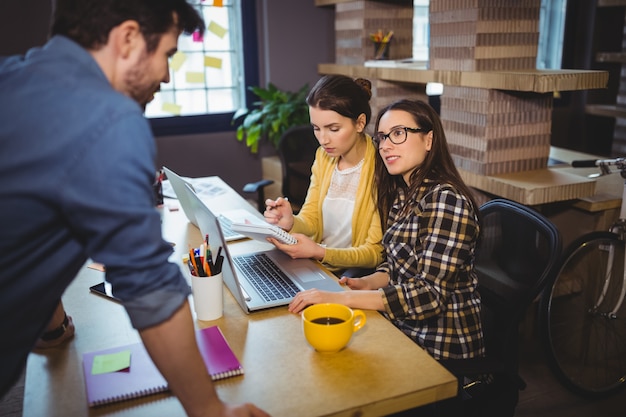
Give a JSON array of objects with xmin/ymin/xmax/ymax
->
[{"xmin": 23, "ymin": 177, "xmax": 458, "ymax": 417}]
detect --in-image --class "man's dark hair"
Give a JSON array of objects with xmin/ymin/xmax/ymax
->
[{"xmin": 51, "ymin": 0, "xmax": 205, "ymax": 53}]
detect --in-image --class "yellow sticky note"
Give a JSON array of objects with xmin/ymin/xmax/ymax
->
[
  {"xmin": 208, "ymin": 21, "xmax": 227, "ymax": 39},
  {"xmin": 186, "ymin": 72, "xmax": 205, "ymax": 83},
  {"xmin": 91, "ymin": 350, "xmax": 131, "ymax": 375},
  {"xmin": 213, "ymin": 0, "xmax": 223, "ymax": 6},
  {"xmin": 169, "ymin": 51, "xmax": 186, "ymax": 72},
  {"xmin": 162, "ymin": 102, "xmax": 182, "ymax": 115},
  {"xmin": 204, "ymin": 56, "xmax": 222, "ymax": 69}
]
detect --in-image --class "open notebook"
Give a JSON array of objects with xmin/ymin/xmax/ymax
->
[{"xmin": 82, "ymin": 326, "xmax": 243, "ymax": 407}]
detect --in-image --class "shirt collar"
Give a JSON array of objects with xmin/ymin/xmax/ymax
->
[{"xmin": 44, "ymin": 35, "xmax": 109, "ymax": 86}]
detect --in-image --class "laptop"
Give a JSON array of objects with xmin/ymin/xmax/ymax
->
[
  {"xmin": 162, "ymin": 166, "xmax": 247, "ymax": 242},
  {"xmin": 183, "ymin": 182, "xmax": 344, "ymax": 313}
]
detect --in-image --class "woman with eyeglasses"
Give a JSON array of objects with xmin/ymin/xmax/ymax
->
[{"xmin": 289, "ymin": 99, "xmax": 484, "ymax": 362}]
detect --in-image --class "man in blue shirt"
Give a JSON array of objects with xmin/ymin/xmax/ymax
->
[{"xmin": 0, "ymin": 1, "xmax": 268, "ymax": 416}]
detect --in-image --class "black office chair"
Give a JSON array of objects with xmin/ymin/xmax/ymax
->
[
  {"xmin": 276, "ymin": 125, "xmax": 318, "ymax": 210},
  {"xmin": 437, "ymin": 198, "xmax": 562, "ymax": 417},
  {"xmin": 244, "ymin": 125, "xmax": 318, "ymax": 213}
]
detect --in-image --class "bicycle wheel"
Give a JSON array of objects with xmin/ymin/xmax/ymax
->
[{"xmin": 539, "ymin": 231, "xmax": 626, "ymax": 398}]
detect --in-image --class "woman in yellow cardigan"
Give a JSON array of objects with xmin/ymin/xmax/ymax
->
[{"xmin": 264, "ymin": 75, "xmax": 383, "ymax": 275}]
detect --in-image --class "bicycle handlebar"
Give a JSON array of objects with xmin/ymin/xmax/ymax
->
[
  {"xmin": 571, "ymin": 160, "xmax": 598, "ymax": 168},
  {"xmin": 571, "ymin": 157, "xmax": 626, "ymax": 176}
]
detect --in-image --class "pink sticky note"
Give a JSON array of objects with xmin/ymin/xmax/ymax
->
[{"xmin": 193, "ymin": 30, "xmax": 204, "ymax": 42}]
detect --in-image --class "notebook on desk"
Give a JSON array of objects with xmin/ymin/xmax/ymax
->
[
  {"xmin": 82, "ymin": 326, "xmax": 243, "ymax": 407},
  {"xmin": 162, "ymin": 166, "xmax": 248, "ymax": 242},
  {"xmin": 184, "ymin": 182, "xmax": 344, "ymax": 313}
]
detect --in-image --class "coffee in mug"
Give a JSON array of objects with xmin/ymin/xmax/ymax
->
[{"xmin": 302, "ymin": 303, "xmax": 366, "ymax": 353}]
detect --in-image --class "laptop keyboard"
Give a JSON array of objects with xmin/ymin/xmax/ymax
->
[
  {"xmin": 232, "ymin": 253, "xmax": 300, "ymax": 302},
  {"xmin": 218, "ymin": 217, "xmax": 239, "ymax": 238}
]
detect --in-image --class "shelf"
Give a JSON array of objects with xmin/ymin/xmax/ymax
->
[
  {"xmin": 598, "ymin": 0, "xmax": 626, "ymax": 7},
  {"xmin": 314, "ymin": 0, "xmax": 351, "ymax": 5},
  {"xmin": 596, "ymin": 52, "xmax": 626, "ymax": 63},
  {"xmin": 586, "ymin": 104, "xmax": 626, "ymax": 118},
  {"xmin": 318, "ymin": 63, "xmax": 609, "ymax": 93},
  {"xmin": 549, "ymin": 147, "xmax": 622, "ymax": 212},
  {"xmin": 314, "ymin": 0, "xmax": 411, "ymax": 5},
  {"xmin": 460, "ymin": 166, "xmax": 596, "ymax": 207},
  {"xmin": 460, "ymin": 147, "xmax": 623, "ymax": 209}
]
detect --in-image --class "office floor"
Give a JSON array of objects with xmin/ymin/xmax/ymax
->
[
  {"xmin": 515, "ymin": 320, "xmax": 626, "ymax": 417},
  {"xmin": 2, "ymin": 321, "xmax": 625, "ymax": 417}
]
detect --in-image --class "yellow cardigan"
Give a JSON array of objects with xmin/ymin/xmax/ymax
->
[{"xmin": 291, "ymin": 136, "xmax": 383, "ymax": 270}]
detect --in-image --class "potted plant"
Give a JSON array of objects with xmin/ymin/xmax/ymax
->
[{"xmin": 232, "ymin": 83, "xmax": 310, "ymax": 153}]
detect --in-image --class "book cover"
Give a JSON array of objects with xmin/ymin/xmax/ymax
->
[{"xmin": 82, "ymin": 326, "xmax": 243, "ymax": 407}]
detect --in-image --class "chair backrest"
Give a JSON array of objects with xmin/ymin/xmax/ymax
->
[
  {"xmin": 277, "ymin": 125, "xmax": 319, "ymax": 210},
  {"xmin": 475, "ymin": 198, "xmax": 562, "ymax": 358}
]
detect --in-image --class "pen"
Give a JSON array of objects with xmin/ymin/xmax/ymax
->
[
  {"xmin": 206, "ymin": 244, "xmax": 214, "ymax": 274},
  {"xmin": 213, "ymin": 246, "xmax": 223, "ymax": 274},
  {"xmin": 267, "ymin": 196, "xmax": 288, "ymax": 211},
  {"xmin": 189, "ymin": 248, "xmax": 199, "ymax": 273},
  {"xmin": 195, "ymin": 254, "xmax": 206, "ymax": 276},
  {"xmin": 184, "ymin": 255, "xmax": 197, "ymax": 276},
  {"xmin": 214, "ymin": 255, "xmax": 224, "ymax": 275},
  {"xmin": 187, "ymin": 258, "xmax": 197, "ymax": 276}
]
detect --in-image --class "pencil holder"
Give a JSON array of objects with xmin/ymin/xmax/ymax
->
[
  {"xmin": 190, "ymin": 272, "xmax": 223, "ymax": 321},
  {"xmin": 373, "ymin": 41, "xmax": 390, "ymax": 60}
]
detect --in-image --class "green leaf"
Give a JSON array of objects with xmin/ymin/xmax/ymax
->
[{"xmin": 230, "ymin": 83, "xmax": 310, "ymax": 153}]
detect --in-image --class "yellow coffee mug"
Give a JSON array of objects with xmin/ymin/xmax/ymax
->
[{"xmin": 302, "ymin": 303, "xmax": 366, "ymax": 353}]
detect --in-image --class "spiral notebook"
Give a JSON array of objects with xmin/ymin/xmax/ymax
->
[
  {"xmin": 230, "ymin": 221, "xmax": 298, "ymax": 245},
  {"xmin": 82, "ymin": 326, "xmax": 243, "ymax": 407}
]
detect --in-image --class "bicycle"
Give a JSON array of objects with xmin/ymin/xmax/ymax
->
[{"xmin": 539, "ymin": 157, "xmax": 626, "ymax": 399}]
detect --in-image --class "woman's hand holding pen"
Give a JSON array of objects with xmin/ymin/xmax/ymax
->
[{"xmin": 264, "ymin": 197, "xmax": 294, "ymax": 231}]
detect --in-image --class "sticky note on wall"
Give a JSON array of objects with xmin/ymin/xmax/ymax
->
[
  {"xmin": 204, "ymin": 56, "xmax": 223, "ymax": 69},
  {"xmin": 208, "ymin": 21, "xmax": 227, "ymax": 38},
  {"xmin": 170, "ymin": 52, "xmax": 186, "ymax": 72},
  {"xmin": 162, "ymin": 102, "xmax": 182, "ymax": 115},
  {"xmin": 186, "ymin": 72, "xmax": 206, "ymax": 83}
]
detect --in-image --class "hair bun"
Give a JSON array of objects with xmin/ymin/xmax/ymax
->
[{"xmin": 354, "ymin": 78, "xmax": 372, "ymax": 100}]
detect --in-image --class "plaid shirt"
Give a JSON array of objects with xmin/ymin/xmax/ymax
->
[{"xmin": 378, "ymin": 179, "xmax": 485, "ymax": 360}]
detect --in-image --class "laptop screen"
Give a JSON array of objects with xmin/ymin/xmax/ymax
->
[
  {"xmin": 183, "ymin": 182, "xmax": 251, "ymax": 313},
  {"xmin": 162, "ymin": 166, "xmax": 197, "ymax": 227}
]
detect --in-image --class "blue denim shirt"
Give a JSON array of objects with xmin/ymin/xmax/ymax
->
[{"xmin": 0, "ymin": 36, "xmax": 190, "ymax": 391}]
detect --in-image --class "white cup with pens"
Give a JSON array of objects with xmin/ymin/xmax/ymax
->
[{"xmin": 187, "ymin": 242, "xmax": 225, "ymax": 321}]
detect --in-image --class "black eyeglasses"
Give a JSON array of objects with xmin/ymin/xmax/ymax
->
[{"xmin": 372, "ymin": 126, "xmax": 428, "ymax": 147}]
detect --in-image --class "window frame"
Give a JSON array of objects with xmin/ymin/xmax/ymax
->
[{"xmin": 149, "ymin": 1, "xmax": 259, "ymax": 137}]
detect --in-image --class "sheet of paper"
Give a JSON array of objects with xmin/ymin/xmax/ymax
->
[{"xmin": 220, "ymin": 208, "xmax": 265, "ymax": 225}]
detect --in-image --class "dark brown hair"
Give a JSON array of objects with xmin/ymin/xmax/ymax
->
[
  {"xmin": 373, "ymin": 99, "xmax": 479, "ymax": 228},
  {"xmin": 51, "ymin": 0, "xmax": 205, "ymax": 53},
  {"xmin": 306, "ymin": 75, "xmax": 372, "ymax": 124}
]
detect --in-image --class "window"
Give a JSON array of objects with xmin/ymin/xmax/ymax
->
[
  {"xmin": 147, "ymin": 0, "xmax": 258, "ymax": 136},
  {"xmin": 536, "ymin": 0, "xmax": 567, "ymax": 70},
  {"xmin": 412, "ymin": 0, "xmax": 429, "ymax": 62}
]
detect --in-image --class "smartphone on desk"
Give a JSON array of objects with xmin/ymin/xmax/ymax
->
[{"xmin": 89, "ymin": 281, "xmax": 121, "ymax": 303}]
